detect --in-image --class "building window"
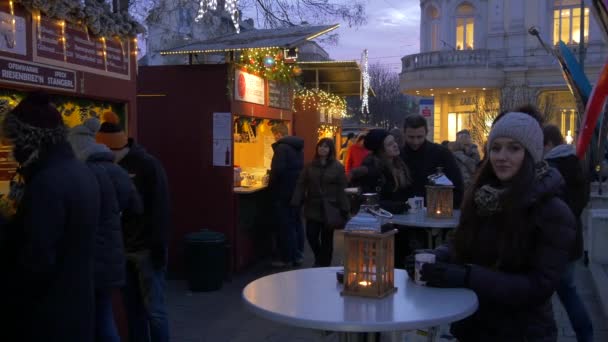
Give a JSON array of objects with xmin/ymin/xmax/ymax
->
[
  {"xmin": 553, "ymin": 0, "xmax": 589, "ymax": 45},
  {"xmin": 427, "ymin": 6, "xmax": 440, "ymax": 51},
  {"xmin": 448, "ymin": 112, "xmax": 471, "ymax": 141},
  {"xmin": 456, "ymin": 3, "xmax": 475, "ymax": 50}
]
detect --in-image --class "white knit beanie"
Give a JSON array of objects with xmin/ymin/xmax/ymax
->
[{"xmin": 488, "ymin": 112, "xmax": 544, "ymax": 163}]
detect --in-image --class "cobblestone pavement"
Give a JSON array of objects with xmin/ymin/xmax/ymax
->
[{"xmin": 168, "ymin": 230, "xmax": 608, "ymax": 342}]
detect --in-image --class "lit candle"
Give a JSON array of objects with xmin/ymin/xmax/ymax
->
[{"xmin": 358, "ymin": 280, "xmax": 371, "ymax": 286}]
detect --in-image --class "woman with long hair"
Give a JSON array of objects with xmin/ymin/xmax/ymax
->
[
  {"xmin": 410, "ymin": 112, "xmax": 576, "ymax": 341},
  {"xmin": 353, "ymin": 129, "xmax": 412, "ymax": 211},
  {"xmin": 291, "ymin": 138, "xmax": 349, "ymax": 267}
]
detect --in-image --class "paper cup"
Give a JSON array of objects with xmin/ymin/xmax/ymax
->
[{"xmin": 414, "ymin": 253, "xmax": 436, "ymax": 285}]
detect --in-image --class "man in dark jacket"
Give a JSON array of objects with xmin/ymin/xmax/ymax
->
[
  {"xmin": 543, "ymin": 124, "xmax": 593, "ymax": 342},
  {"xmin": 69, "ymin": 117, "xmax": 142, "ymax": 342},
  {"xmin": 97, "ymin": 111, "xmax": 171, "ymax": 342},
  {"xmin": 401, "ymin": 114, "xmax": 464, "ymax": 208},
  {"xmin": 269, "ymin": 122, "xmax": 305, "ymax": 267},
  {"xmin": 0, "ymin": 91, "xmax": 99, "ymax": 341}
]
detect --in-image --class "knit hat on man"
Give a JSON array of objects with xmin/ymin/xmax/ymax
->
[
  {"xmin": 364, "ymin": 129, "xmax": 390, "ymax": 153},
  {"xmin": 488, "ymin": 112, "xmax": 544, "ymax": 163},
  {"xmin": 68, "ymin": 117, "xmax": 112, "ymax": 161},
  {"xmin": 96, "ymin": 111, "xmax": 128, "ymax": 150},
  {"xmin": 2, "ymin": 91, "xmax": 67, "ymax": 166}
]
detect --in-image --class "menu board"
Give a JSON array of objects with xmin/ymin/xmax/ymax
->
[
  {"xmin": 0, "ymin": 56, "xmax": 76, "ymax": 91},
  {"xmin": 268, "ymin": 80, "xmax": 291, "ymax": 109},
  {"xmin": 33, "ymin": 17, "xmax": 130, "ymax": 79}
]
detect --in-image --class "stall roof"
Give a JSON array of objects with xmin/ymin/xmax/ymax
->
[
  {"xmin": 298, "ymin": 60, "xmax": 375, "ymax": 97},
  {"xmin": 160, "ymin": 24, "xmax": 339, "ymax": 55}
]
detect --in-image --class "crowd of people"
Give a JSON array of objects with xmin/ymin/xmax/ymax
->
[
  {"xmin": 268, "ymin": 108, "xmax": 593, "ymax": 341},
  {"xmin": 0, "ymin": 91, "xmax": 171, "ymax": 342}
]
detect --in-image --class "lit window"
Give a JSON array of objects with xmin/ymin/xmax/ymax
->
[
  {"xmin": 448, "ymin": 113, "xmax": 471, "ymax": 141},
  {"xmin": 456, "ymin": 3, "xmax": 475, "ymax": 50},
  {"xmin": 553, "ymin": 0, "xmax": 589, "ymax": 45}
]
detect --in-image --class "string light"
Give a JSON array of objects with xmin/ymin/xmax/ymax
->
[
  {"xmin": 295, "ymin": 88, "xmax": 347, "ymax": 119},
  {"xmin": 361, "ymin": 49, "xmax": 370, "ymax": 114},
  {"xmin": 195, "ymin": 0, "xmax": 239, "ymax": 33},
  {"xmin": 195, "ymin": 0, "xmax": 217, "ymax": 22},
  {"xmin": 100, "ymin": 37, "xmax": 108, "ymax": 71},
  {"xmin": 59, "ymin": 20, "xmax": 67, "ymax": 62},
  {"xmin": 238, "ymin": 47, "xmax": 294, "ymax": 82}
]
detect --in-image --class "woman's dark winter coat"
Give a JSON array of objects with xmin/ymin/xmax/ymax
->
[
  {"xmin": 291, "ymin": 159, "xmax": 350, "ymax": 222},
  {"xmin": 544, "ymin": 144, "xmax": 590, "ymax": 260},
  {"xmin": 1, "ymin": 142, "xmax": 100, "ymax": 342},
  {"xmin": 86, "ymin": 146, "xmax": 141, "ymax": 288},
  {"xmin": 435, "ymin": 167, "xmax": 576, "ymax": 341},
  {"xmin": 354, "ymin": 154, "xmax": 412, "ymax": 212}
]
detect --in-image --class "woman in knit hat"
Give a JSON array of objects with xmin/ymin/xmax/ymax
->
[
  {"xmin": 68, "ymin": 117, "xmax": 141, "ymax": 342},
  {"xmin": 0, "ymin": 91, "xmax": 100, "ymax": 341},
  {"xmin": 351, "ymin": 128, "xmax": 412, "ymax": 213},
  {"xmin": 408, "ymin": 112, "xmax": 576, "ymax": 341}
]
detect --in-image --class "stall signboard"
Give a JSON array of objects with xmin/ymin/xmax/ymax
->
[
  {"xmin": 0, "ymin": 12, "xmax": 26, "ymax": 56},
  {"xmin": 234, "ymin": 69, "xmax": 265, "ymax": 105},
  {"xmin": 33, "ymin": 16, "xmax": 130, "ymax": 80},
  {"xmin": 268, "ymin": 80, "xmax": 291, "ymax": 109},
  {"xmin": 0, "ymin": 56, "xmax": 76, "ymax": 91}
]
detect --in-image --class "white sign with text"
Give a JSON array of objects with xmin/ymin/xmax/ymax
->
[{"xmin": 234, "ymin": 69, "xmax": 265, "ymax": 105}]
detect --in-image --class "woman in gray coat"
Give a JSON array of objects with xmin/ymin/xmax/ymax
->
[{"xmin": 292, "ymin": 138, "xmax": 349, "ymax": 266}]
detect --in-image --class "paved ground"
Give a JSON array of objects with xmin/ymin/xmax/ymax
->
[{"xmin": 168, "ymin": 230, "xmax": 608, "ymax": 342}]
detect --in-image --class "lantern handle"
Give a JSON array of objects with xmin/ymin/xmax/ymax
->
[{"xmin": 365, "ymin": 207, "xmax": 393, "ymax": 218}]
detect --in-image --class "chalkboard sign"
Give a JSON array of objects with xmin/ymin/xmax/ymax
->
[{"xmin": 268, "ymin": 80, "xmax": 291, "ymax": 109}]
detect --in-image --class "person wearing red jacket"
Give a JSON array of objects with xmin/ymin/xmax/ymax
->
[{"xmin": 344, "ymin": 132, "xmax": 369, "ymax": 175}]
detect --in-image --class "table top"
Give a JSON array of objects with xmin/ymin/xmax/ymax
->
[
  {"xmin": 242, "ymin": 267, "xmax": 478, "ymax": 332},
  {"xmin": 234, "ymin": 185, "xmax": 267, "ymax": 194},
  {"xmin": 386, "ymin": 209, "xmax": 460, "ymax": 229}
]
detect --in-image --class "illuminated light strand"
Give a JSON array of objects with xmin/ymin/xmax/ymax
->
[
  {"xmin": 238, "ymin": 47, "xmax": 294, "ymax": 81},
  {"xmin": 59, "ymin": 20, "xmax": 67, "ymax": 62},
  {"xmin": 195, "ymin": 0, "xmax": 239, "ymax": 34},
  {"xmin": 195, "ymin": 0, "xmax": 217, "ymax": 22},
  {"xmin": 100, "ymin": 37, "xmax": 108, "ymax": 71},
  {"xmin": 225, "ymin": 0, "xmax": 240, "ymax": 34},
  {"xmin": 9, "ymin": 1, "xmax": 15, "ymax": 47},
  {"xmin": 295, "ymin": 88, "xmax": 347, "ymax": 119},
  {"xmin": 361, "ymin": 49, "xmax": 370, "ymax": 114}
]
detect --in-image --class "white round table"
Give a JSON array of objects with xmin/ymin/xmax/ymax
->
[
  {"xmin": 386, "ymin": 210, "xmax": 460, "ymax": 249},
  {"xmin": 242, "ymin": 267, "xmax": 477, "ymax": 339}
]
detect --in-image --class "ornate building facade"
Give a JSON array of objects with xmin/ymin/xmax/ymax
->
[{"xmin": 400, "ymin": 0, "xmax": 608, "ymax": 144}]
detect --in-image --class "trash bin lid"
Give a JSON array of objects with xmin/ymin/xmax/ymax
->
[{"xmin": 186, "ymin": 230, "xmax": 225, "ymax": 243}]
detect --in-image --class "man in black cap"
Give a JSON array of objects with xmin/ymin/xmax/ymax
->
[{"xmin": 0, "ymin": 90, "xmax": 100, "ymax": 342}]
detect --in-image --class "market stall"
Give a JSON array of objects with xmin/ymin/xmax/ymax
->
[
  {"xmin": 138, "ymin": 24, "xmax": 339, "ymax": 273},
  {"xmin": 0, "ymin": 1, "xmax": 140, "ymax": 195},
  {"xmin": 294, "ymin": 61, "xmax": 366, "ymax": 162}
]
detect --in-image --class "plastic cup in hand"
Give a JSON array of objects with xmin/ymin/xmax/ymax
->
[{"xmin": 414, "ymin": 253, "xmax": 436, "ymax": 285}]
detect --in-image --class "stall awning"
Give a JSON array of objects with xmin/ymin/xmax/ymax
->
[
  {"xmin": 298, "ymin": 61, "xmax": 374, "ymax": 97},
  {"xmin": 159, "ymin": 24, "xmax": 339, "ymax": 55}
]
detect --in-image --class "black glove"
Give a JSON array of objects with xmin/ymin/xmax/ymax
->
[
  {"xmin": 421, "ymin": 262, "xmax": 470, "ymax": 288},
  {"xmin": 404, "ymin": 249, "xmax": 435, "ymax": 280}
]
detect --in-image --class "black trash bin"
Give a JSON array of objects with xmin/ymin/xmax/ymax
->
[{"xmin": 184, "ymin": 230, "xmax": 226, "ymax": 292}]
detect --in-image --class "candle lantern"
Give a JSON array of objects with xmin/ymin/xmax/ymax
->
[
  {"xmin": 426, "ymin": 185, "xmax": 454, "ymax": 218},
  {"xmin": 341, "ymin": 230, "xmax": 397, "ymax": 298},
  {"xmin": 426, "ymin": 167, "xmax": 454, "ymax": 219}
]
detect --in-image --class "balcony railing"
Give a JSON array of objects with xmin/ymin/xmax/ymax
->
[{"xmin": 401, "ymin": 49, "xmax": 504, "ymax": 72}]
